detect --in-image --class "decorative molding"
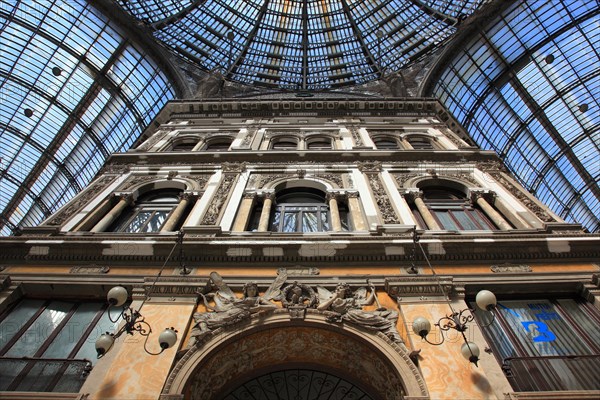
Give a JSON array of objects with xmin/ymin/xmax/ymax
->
[
  {"xmin": 118, "ymin": 175, "xmax": 157, "ymax": 191},
  {"xmin": 394, "ymin": 172, "xmax": 423, "ymax": 188},
  {"xmin": 180, "ymin": 175, "xmax": 210, "ymax": 190},
  {"xmin": 251, "ymin": 173, "xmax": 286, "ymax": 189},
  {"xmin": 144, "ymin": 276, "xmax": 208, "ymax": 298},
  {"xmin": 366, "ymin": 173, "xmax": 400, "ymax": 224},
  {"xmin": 386, "ymin": 276, "xmax": 453, "ymax": 299},
  {"xmin": 201, "ymin": 174, "xmax": 237, "ymax": 225},
  {"xmin": 221, "ymin": 162, "xmax": 247, "ymax": 173},
  {"xmin": 45, "ymin": 176, "xmax": 117, "ymax": 226},
  {"xmin": 357, "ymin": 161, "xmax": 382, "ymax": 173},
  {"xmin": 316, "ymin": 173, "xmax": 344, "ymax": 188},
  {"xmin": 347, "ymin": 125, "xmax": 364, "ymax": 146},
  {"xmin": 69, "ymin": 265, "xmax": 110, "ymax": 274},
  {"xmin": 137, "ymin": 130, "xmax": 169, "ymax": 151},
  {"xmin": 277, "ymin": 267, "xmax": 320, "ymax": 276},
  {"xmin": 491, "ymin": 263, "xmax": 532, "ymax": 273}
]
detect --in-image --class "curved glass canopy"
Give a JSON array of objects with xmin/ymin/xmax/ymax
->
[
  {"xmin": 0, "ymin": 0, "xmax": 176, "ymax": 235},
  {"xmin": 430, "ymin": 0, "xmax": 599, "ymax": 232},
  {"xmin": 118, "ymin": 0, "xmax": 485, "ymax": 90}
]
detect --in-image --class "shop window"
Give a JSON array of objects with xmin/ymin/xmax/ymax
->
[
  {"xmin": 373, "ymin": 137, "xmax": 399, "ymax": 149},
  {"xmin": 0, "ymin": 298, "xmax": 123, "ymax": 392},
  {"xmin": 205, "ymin": 138, "xmax": 232, "ymax": 151},
  {"xmin": 407, "ymin": 136, "xmax": 434, "ymax": 149},
  {"xmin": 271, "ymin": 138, "xmax": 298, "ymax": 150},
  {"xmin": 473, "ymin": 298, "xmax": 600, "ymax": 391},
  {"xmin": 413, "ymin": 187, "xmax": 497, "ymax": 230},
  {"xmin": 110, "ymin": 189, "xmax": 181, "ymax": 233},
  {"xmin": 306, "ymin": 137, "xmax": 333, "ymax": 150}
]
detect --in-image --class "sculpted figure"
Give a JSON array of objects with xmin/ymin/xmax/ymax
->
[
  {"xmin": 317, "ymin": 282, "xmax": 403, "ymax": 343},
  {"xmin": 188, "ymin": 271, "xmax": 285, "ymax": 347}
]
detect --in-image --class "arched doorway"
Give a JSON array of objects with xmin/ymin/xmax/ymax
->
[{"xmin": 163, "ymin": 312, "xmax": 428, "ymax": 400}]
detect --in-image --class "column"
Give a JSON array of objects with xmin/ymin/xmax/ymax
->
[
  {"xmin": 161, "ymin": 192, "xmax": 196, "ymax": 232},
  {"xmin": 493, "ymin": 196, "xmax": 532, "ymax": 229},
  {"xmin": 413, "ymin": 192, "xmax": 441, "ymax": 230},
  {"xmin": 191, "ymin": 139, "xmax": 205, "ymax": 151},
  {"xmin": 473, "ymin": 192, "xmax": 512, "ymax": 231},
  {"xmin": 327, "ymin": 192, "xmax": 342, "ymax": 232},
  {"xmin": 91, "ymin": 194, "xmax": 132, "ymax": 232},
  {"xmin": 257, "ymin": 192, "xmax": 274, "ymax": 232},
  {"xmin": 400, "ymin": 137, "xmax": 413, "ymax": 150},
  {"xmin": 74, "ymin": 196, "xmax": 115, "ymax": 231},
  {"xmin": 232, "ymin": 193, "xmax": 256, "ymax": 232},
  {"xmin": 347, "ymin": 191, "xmax": 367, "ymax": 230}
]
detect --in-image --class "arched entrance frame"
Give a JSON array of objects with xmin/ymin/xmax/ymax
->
[{"xmin": 163, "ymin": 310, "xmax": 429, "ymax": 400}]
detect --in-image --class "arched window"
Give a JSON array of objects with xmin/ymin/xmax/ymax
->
[
  {"xmin": 109, "ymin": 189, "xmax": 181, "ymax": 233},
  {"xmin": 171, "ymin": 139, "xmax": 198, "ymax": 152},
  {"xmin": 407, "ymin": 136, "xmax": 434, "ymax": 150},
  {"xmin": 373, "ymin": 137, "xmax": 399, "ymax": 149},
  {"xmin": 270, "ymin": 188, "xmax": 330, "ymax": 232},
  {"xmin": 271, "ymin": 138, "xmax": 298, "ymax": 150},
  {"xmin": 413, "ymin": 187, "xmax": 497, "ymax": 230},
  {"xmin": 205, "ymin": 138, "xmax": 232, "ymax": 151},
  {"xmin": 306, "ymin": 137, "xmax": 333, "ymax": 150}
]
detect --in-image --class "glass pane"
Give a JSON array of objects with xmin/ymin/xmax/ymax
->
[
  {"xmin": 43, "ymin": 302, "xmax": 103, "ymax": 359},
  {"xmin": 452, "ymin": 210, "xmax": 483, "ymax": 230},
  {"xmin": 0, "ymin": 299, "xmax": 45, "ymax": 351},
  {"xmin": 270, "ymin": 210, "xmax": 281, "ymax": 232},
  {"xmin": 5, "ymin": 301, "xmax": 72, "ymax": 357},
  {"xmin": 77, "ymin": 304, "xmax": 124, "ymax": 364},
  {"xmin": 141, "ymin": 210, "xmax": 169, "ymax": 232},
  {"xmin": 282, "ymin": 212, "xmax": 298, "ymax": 232},
  {"xmin": 123, "ymin": 211, "xmax": 152, "ymax": 232},
  {"xmin": 434, "ymin": 211, "xmax": 458, "ymax": 230},
  {"xmin": 302, "ymin": 211, "xmax": 319, "ymax": 232},
  {"xmin": 556, "ymin": 299, "xmax": 600, "ymax": 349}
]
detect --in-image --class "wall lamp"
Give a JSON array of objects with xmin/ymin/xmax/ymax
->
[
  {"xmin": 95, "ymin": 232, "xmax": 186, "ymax": 357},
  {"xmin": 95, "ymin": 286, "xmax": 178, "ymax": 357},
  {"xmin": 412, "ymin": 290, "xmax": 497, "ymax": 366}
]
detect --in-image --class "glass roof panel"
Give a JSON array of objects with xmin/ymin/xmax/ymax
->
[
  {"xmin": 118, "ymin": 0, "xmax": 486, "ymax": 90},
  {"xmin": 0, "ymin": 0, "xmax": 175, "ymax": 235},
  {"xmin": 432, "ymin": 0, "xmax": 600, "ymax": 232}
]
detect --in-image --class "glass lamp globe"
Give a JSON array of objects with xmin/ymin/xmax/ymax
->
[
  {"xmin": 461, "ymin": 342, "xmax": 480, "ymax": 365},
  {"xmin": 107, "ymin": 286, "xmax": 128, "ymax": 307},
  {"xmin": 412, "ymin": 316, "xmax": 431, "ymax": 337},
  {"xmin": 158, "ymin": 328, "xmax": 178, "ymax": 350},
  {"xmin": 475, "ymin": 290, "xmax": 496, "ymax": 311}
]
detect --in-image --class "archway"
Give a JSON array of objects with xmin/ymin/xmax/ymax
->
[{"xmin": 163, "ymin": 311, "xmax": 429, "ymax": 400}]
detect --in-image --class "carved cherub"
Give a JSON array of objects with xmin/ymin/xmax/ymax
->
[
  {"xmin": 317, "ymin": 282, "xmax": 403, "ymax": 343},
  {"xmin": 188, "ymin": 271, "xmax": 286, "ymax": 347}
]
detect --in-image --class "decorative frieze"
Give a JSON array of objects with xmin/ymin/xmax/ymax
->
[
  {"xmin": 251, "ymin": 174, "xmax": 286, "ymax": 189},
  {"xmin": 278, "ymin": 266, "xmax": 320, "ymax": 276},
  {"xmin": 201, "ymin": 174, "xmax": 237, "ymax": 225},
  {"xmin": 70, "ymin": 265, "xmax": 110, "ymax": 274},
  {"xmin": 46, "ymin": 176, "xmax": 117, "ymax": 226},
  {"xmin": 490, "ymin": 263, "xmax": 532, "ymax": 273},
  {"xmin": 347, "ymin": 125, "xmax": 363, "ymax": 146},
  {"xmin": 366, "ymin": 173, "xmax": 400, "ymax": 224},
  {"xmin": 221, "ymin": 162, "xmax": 247, "ymax": 173},
  {"xmin": 357, "ymin": 161, "xmax": 382, "ymax": 173},
  {"xmin": 180, "ymin": 175, "xmax": 210, "ymax": 189},
  {"xmin": 316, "ymin": 173, "xmax": 344, "ymax": 188},
  {"xmin": 137, "ymin": 130, "xmax": 169, "ymax": 151}
]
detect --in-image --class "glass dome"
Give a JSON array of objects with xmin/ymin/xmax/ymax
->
[{"xmin": 118, "ymin": 0, "xmax": 486, "ymax": 90}]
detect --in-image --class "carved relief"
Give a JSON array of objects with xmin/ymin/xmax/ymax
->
[
  {"xmin": 393, "ymin": 172, "xmax": 422, "ymax": 187},
  {"xmin": 46, "ymin": 176, "xmax": 116, "ymax": 225},
  {"xmin": 221, "ymin": 162, "xmax": 247, "ymax": 173},
  {"xmin": 70, "ymin": 265, "xmax": 110, "ymax": 274},
  {"xmin": 201, "ymin": 174, "xmax": 237, "ymax": 225},
  {"xmin": 357, "ymin": 161, "xmax": 382, "ymax": 173},
  {"xmin": 491, "ymin": 263, "xmax": 532, "ymax": 273},
  {"xmin": 347, "ymin": 125, "xmax": 363, "ymax": 146},
  {"xmin": 366, "ymin": 173, "xmax": 400, "ymax": 224},
  {"xmin": 180, "ymin": 175, "xmax": 209, "ymax": 190},
  {"xmin": 315, "ymin": 173, "xmax": 344, "ymax": 188},
  {"xmin": 277, "ymin": 266, "xmax": 320, "ymax": 276},
  {"xmin": 251, "ymin": 174, "xmax": 285, "ymax": 189},
  {"xmin": 137, "ymin": 130, "xmax": 169, "ymax": 151}
]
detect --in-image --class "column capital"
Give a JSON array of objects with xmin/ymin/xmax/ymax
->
[
  {"xmin": 179, "ymin": 191, "xmax": 198, "ymax": 201},
  {"xmin": 401, "ymin": 189, "xmax": 422, "ymax": 202},
  {"xmin": 259, "ymin": 191, "xmax": 275, "ymax": 200},
  {"xmin": 326, "ymin": 191, "xmax": 344, "ymax": 201},
  {"xmin": 346, "ymin": 191, "xmax": 360, "ymax": 199},
  {"xmin": 470, "ymin": 189, "xmax": 495, "ymax": 204},
  {"xmin": 242, "ymin": 192, "xmax": 258, "ymax": 200},
  {"xmin": 114, "ymin": 192, "xmax": 133, "ymax": 204}
]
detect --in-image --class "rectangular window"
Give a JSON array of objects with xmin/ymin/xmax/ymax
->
[
  {"xmin": 0, "ymin": 299, "xmax": 121, "ymax": 392},
  {"xmin": 473, "ymin": 298, "xmax": 600, "ymax": 391}
]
